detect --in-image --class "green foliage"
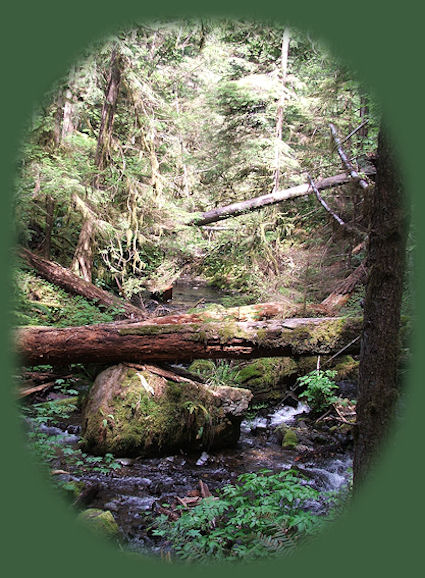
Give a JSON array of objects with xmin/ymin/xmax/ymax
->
[
  {"xmin": 297, "ymin": 369, "xmax": 338, "ymax": 413},
  {"xmin": 22, "ymin": 398, "xmax": 122, "ymax": 478},
  {"xmin": 152, "ymin": 468, "xmax": 329, "ymax": 562},
  {"xmin": 13, "ymin": 270, "xmax": 123, "ymax": 327}
]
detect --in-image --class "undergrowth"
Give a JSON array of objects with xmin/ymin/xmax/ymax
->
[
  {"xmin": 13, "ymin": 269, "xmax": 124, "ymax": 326},
  {"xmin": 151, "ymin": 468, "xmax": 336, "ymax": 563}
]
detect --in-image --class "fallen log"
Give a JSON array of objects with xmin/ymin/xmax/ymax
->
[
  {"xmin": 188, "ymin": 168, "xmax": 375, "ymax": 226},
  {"xmin": 321, "ymin": 263, "xmax": 367, "ymax": 312},
  {"xmin": 19, "ymin": 248, "xmax": 147, "ymax": 319},
  {"xmin": 329, "ymin": 124, "xmax": 370, "ymax": 191},
  {"xmin": 17, "ymin": 316, "xmax": 362, "ymax": 366}
]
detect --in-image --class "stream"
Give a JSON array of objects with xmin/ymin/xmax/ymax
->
[
  {"xmin": 25, "ymin": 282, "xmax": 354, "ymax": 557},
  {"xmin": 30, "ymin": 400, "xmax": 352, "ymax": 556}
]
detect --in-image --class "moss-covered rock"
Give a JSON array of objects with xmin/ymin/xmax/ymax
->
[
  {"xmin": 333, "ymin": 355, "xmax": 359, "ymax": 382},
  {"xmin": 235, "ymin": 357, "xmax": 298, "ymax": 403},
  {"xmin": 81, "ymin": 364, "xmax": 252, "ymax": 457},
  {"xmin": 77, "ymin": 508, "xmax": 121, "ymax": 541},
  {"xmin": 188, "ymin": 359, "xmax": 217, "ymax": 377},
  {"xmin": 282, "ymin": 428, "xmax": 298, "ymax": 449},
  {"xmin": 273, "ymin": 423, "xmax": 298, "ymax": 449}
]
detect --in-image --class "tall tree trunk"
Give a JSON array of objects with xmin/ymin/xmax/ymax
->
[
  {"xmin": 273, "ymin": 29, "xmax": 290, "ymax": 191},
  {"xmin": 62, "ymin": 86, "xmax": 75, "ymax": 140},
  {"xmin": 38, "ymin": 195, "xmax": 55, "ymax": 260},
  {"xmin": 94, "ymin": 46, "xmax": 123, "ymax": 187},
  {"xmin": 72, "ymin": 47, "xmax": 122, "ymax": 281},
  {"xmin": 71, "ymin": 215, "xmax": 96, "ymax": 282},
  {"xmin": 353, "ymin": 125, "xmax": 408, "ymax": 489}
]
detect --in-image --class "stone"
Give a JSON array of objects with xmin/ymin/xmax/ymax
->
[
  {"xmin": 77, "ymin": 508, "xmax": 121, "ymax": 541},
  {"xmin": 81, "ymin": 364, "xmax": 252, "ymax": 457}
]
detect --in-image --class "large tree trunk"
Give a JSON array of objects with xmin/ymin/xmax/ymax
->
[
  {"xmin": 71, "ymin": 215, "xmax": 96, "ymax": 282},
  {"xmin": 20, "ymin": 248, "xmax": 146, "ymax": 319},
  {"xmin": 71, "ymin": 46, "xmax": 123, "ymax": 281},
  {"xmin": 38, "ymin": 194, "xmax": 56, "ymax": 260},
  {"xmin": 353, "ymin": 125, "xmax": 408, "ymax": 489},
  {"xmin": 273, "ymin": 29, "xmax": 290, "ymax": 191},
  {"xmin": 17, "ymin": 316, "xmax": 362, "ymax": 367},
  {"xmin": 94, "ymin": 46, "xmax": 123, "ymax": 186},
  {"xmin": 189, "ymin": 168, "xmax": 375, "ymax": 226}
]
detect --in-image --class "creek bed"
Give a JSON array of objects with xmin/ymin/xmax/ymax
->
[{"xmin": 31, "ymin": 399, "xmax": 353, "ymax": 556}]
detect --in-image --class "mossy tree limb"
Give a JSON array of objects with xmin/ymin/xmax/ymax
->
[{"xmin": 17, "ymin": 316, "xmax": 363, "ymax": 367}]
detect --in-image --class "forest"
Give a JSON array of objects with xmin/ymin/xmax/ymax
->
[{"xmin": 13, "ymin": 18, "xmax": 410, "ymax": 563}]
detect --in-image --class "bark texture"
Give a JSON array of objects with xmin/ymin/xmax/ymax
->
[
  {"xmin": 353, "ymin": 126, "xmax": 408, "ymax": 489},
  {"xmin": 20, "ymin": 248, "xmax": 146, "ymax": 319},
  {"xmin": 190, "ymin": 169, "xmax": 375, "ymax": 226},
  {"xmin": 17, "ymin": 316, "xmax": 362, "ymax": 366}
]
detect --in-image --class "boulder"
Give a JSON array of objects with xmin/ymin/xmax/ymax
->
[
  {"xmin": 235, "ymin": 357, "xmax": 299, "ymax": 403},
  {"xmin": 77, "ymin": 508, "xmax": 121, "ymax": 541},
  {"xmin": 81, "ymin": 364, "xmax": 252, "ymax": 457}
]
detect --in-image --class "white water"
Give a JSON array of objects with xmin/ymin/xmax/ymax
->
[{"xmin": 241, "ymin": 401, "xmax": 310, "ymax": 433}]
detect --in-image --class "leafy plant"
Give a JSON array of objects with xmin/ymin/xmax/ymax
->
[
  {"xmin": 151, "ymin": 468, "xmax": 329, "ymax": 562},
  {"xmin": 297, "ymin": 369, "xmax": 338, "ymax": 413}
]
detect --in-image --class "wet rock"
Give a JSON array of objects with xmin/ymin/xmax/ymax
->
[
  {"xmin": 77, "ymin": 508, "xmax": 121, "ymax": 541},
  {"xmin": 196, "ymin": 451, "xmax": 209, "ymax": 466},
  {"xmin": 273, "ymin": 423, "xmax": 298, "ymax": 449},
  {"xmin": 235, "ymin": 358, "xmax": 298, "ymax": 403},
  {"xmin": 81, "ymin": 364, "xmax": 252, "ymax": 457}
]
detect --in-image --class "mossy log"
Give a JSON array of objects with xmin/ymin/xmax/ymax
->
[
  {"xmin": 19, "ymin": 248, "xmax": 146, "ymax": 319},
  {"xmin": 17, "ymin": 316, "xmax": 362, "ymax": 366}
]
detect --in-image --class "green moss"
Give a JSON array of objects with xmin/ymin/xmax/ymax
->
[
  {"xmin": 236, "ymin": 357, "xmax": 298, "ymax": 402},
  {"xmin": 333, "ymin": 355, "xmax": 359, "ymax": 381},
  {"xmin": 188, "ymin": 359, "xmax": 216, "ymax": 377},
  {"xmin": 77, "ymin": 509, "xmax": 121, "ymax": 541},
  {"xmin": 282, "ymin": 428, "xmax": 298, "ymax": 449},
  {"xmin": 82, "ymin": 365, "xmax": 232, "ymax": 457}
]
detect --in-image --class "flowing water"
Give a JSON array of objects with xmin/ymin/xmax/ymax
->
[
  {"xmin": 25, "ymin": 282, "xmax": 353, "ymax": 556},
  {"xmin": 29, "ymin": 400, "xmax": 352, "ymax": 555}
]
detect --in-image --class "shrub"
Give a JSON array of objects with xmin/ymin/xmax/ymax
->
[
  {"xmin": 297, "ymin": 369, "xmax": 338, "ymax": 413},
  {"xmin": 152, "ymin": 469, "xmax": 328, "ymax": 562}
]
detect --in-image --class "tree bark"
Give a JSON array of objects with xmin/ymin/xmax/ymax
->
[
  {"xmin": 71, "ymin": 214, "xmax": 96, "ymax": 282},
  {"xmin": 94, "ymin": 46, "xmax": 123, "ymax": 186},
  {"xmin": 17, "ymin": 316, "xmax": 362, "ymax": 367},
  {"xmin": 353, "ymin": 125, "xmax": 408, "ymax": 489},
  {"xmin": 273, "ymin": 29, "xmax": 290, "ymax": 191},
  {"xmin": 190, "ymin": 168, "xmax": 375, "ymax": 226},
  {"xmin": 38, "ymin": 194, "xmax": 56, "ymax": 260},
  {"xmin": 20, "ymin": 248, "xmax": 146, "ymax": 319}
]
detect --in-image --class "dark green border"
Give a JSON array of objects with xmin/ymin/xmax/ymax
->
[{"xmin": 2, "ymin": 1, "xmax": 424, "ymax": 577}]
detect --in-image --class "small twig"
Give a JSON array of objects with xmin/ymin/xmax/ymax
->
[{"xmin": 18, "ymin": 381, "xmax": 56, "ymax": 398}]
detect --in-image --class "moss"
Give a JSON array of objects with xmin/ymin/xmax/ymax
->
[
  {"xmin": 282, "ymin": 428, "xmax": 298, "ymax": 449},
  {"xmin": 333, "ymin": 355, "xmax": 359, "ymax": 381},
  {"xmin": 188, "ymin": 359, "xmax": 216, "ymax": 377},
  {"xmin": 77, "ymin": 509, "xmax": 121, "ymax": 541},
  {"xmin": 236, "ymin": 357, "xmax": 298, "ymax": 402},
  {"xmin": 118, "ymin": 324, "xmax": 191, "ymax": 336},
  {"xmin": 81, "ymin": 365, "xmax": 234, "ymax": 457}
]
